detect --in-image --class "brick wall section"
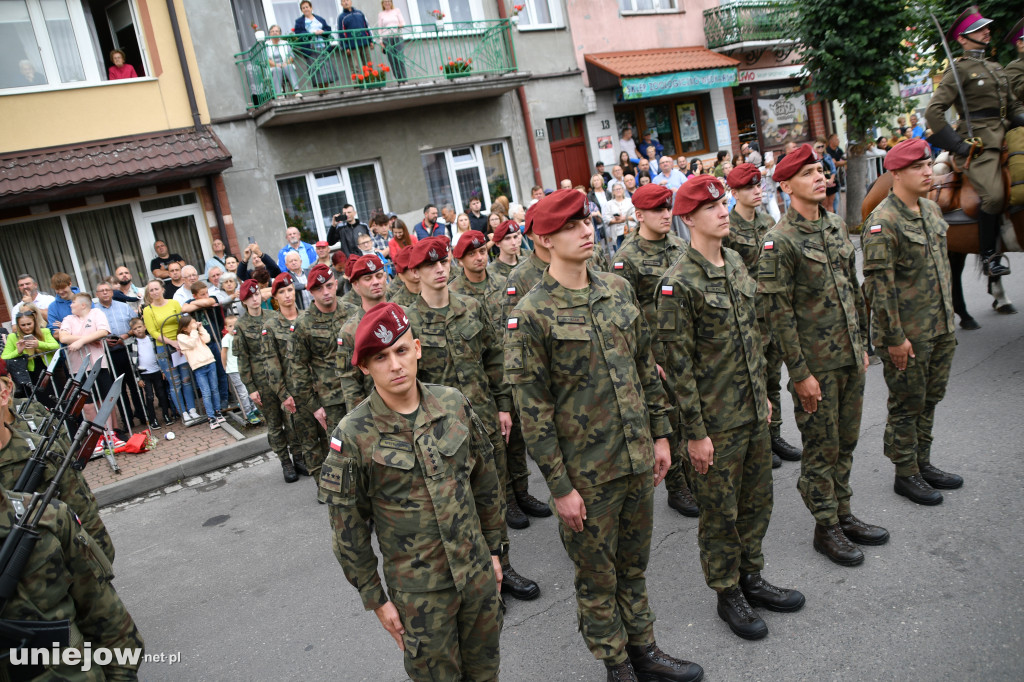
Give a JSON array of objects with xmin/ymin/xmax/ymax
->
[{"xmin": 808, "ymin": 98, "xmax": 827, "ymax": 141}]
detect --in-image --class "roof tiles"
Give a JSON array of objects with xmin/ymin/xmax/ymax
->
[{"xmin": 585, "ymin": 47, "xmax": 740, "ymax": 78}]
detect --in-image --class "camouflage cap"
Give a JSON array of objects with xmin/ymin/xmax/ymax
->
[
  {"xmin": 673, "ymin": 174, "xmax": 726, "ymax": 216},
  {"xmin": 491, "ymin": 220, "xmax": 519, "ymax": 243},
  {"xmin": 350, "ymin": 254, "xmax": 385, "ymax": 281},
  {"xmin": 239, "ymin": 278, "xmax": 260, "ymax": 301},
  {"xmin": 352, "ymin": 302, "xmax": 411, "ymax": 366},
  {"xmin": 884, "ymin": 138, "xmax": 932, "ymax": 171},
  {"xmin": 630, "ymin": 183, "xmax": 673, "ymax": 210},
  {"xmin": 726, "ymin": 162, "xmax": 762, "ymax": 188},
  {"xmin": 452, "ymin": 230, "xmax": 488, "ymax": 258},
  {"xmin": 307, "ymin": 264, "xmax": 333, "ymax": 291},
  {"xmin": 772, "ymin": 143, "xmax": 816, "ymax": 183},
  {"xmin": 407, "ymin": 237, "xmax": 450, "ymax": 270},
  {"xmin": 271, "ymin": 272, "xmax": 294, "ymax": 296}
]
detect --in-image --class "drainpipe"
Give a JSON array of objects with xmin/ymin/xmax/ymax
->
[
  {"xmin": 206, "ymin": 175, "xmax": 231, "ymax": 251},
  {"xmin": 496, "ymin": 1, "xmax": 544, "ymax": 187},
  {"xmin": 166, "ymin": 0, "xmax": 202, "ymax": 131}
]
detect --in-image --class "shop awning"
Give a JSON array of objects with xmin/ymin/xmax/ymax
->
[
  {"xmin": 0, "ymin": 126, "xmax": 232, "ymax": 210},
  {"xmin": 585, "ymin": 47, "xmax": 740, "ymax": 100}
]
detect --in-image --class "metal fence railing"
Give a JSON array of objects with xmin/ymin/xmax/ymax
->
[{"xmin": 702, "ymin": 1, "xmax": 797, "ymax": 50}]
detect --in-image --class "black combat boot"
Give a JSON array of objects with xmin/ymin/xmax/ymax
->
[
  {"xmin": 606, "ymin": 659, "xmax": 639, "ymax": 682},
  {"xmin": 838, "ymin": 514, "xmax": 890, "ymax": 545},
  {"xmin": 505, "ymin": 495, "xmax": 530, "ymax": 529},
  {"xmin": 281, "ymin": 459, "xmax": 299, "ymax": 483},
  {"xmin": 979, "ymin": 212, "xmax": 1010, "ymax": 276},
  {"xmin": 500, "ymin": 563, "xmax": 540, "ymax": 601},
  {"xmin": 894, "ymin": 474, "xmax": 942, "ymax": 505},
  {"xmin": 716, "ymin": 587, "xmax": 768, "ymax": 640},
  {"xmin": 813, "ymin": 523, "xmax": 864, "ymax": 566},
  {"xmin": 772, "ymin": 453, "xmax": 782, "ymax": 469},
  {"xmin": 626, "ymin": 642, "xmax": 704, "ymax": 682},
  {"xmin": 667, "ymin": 485, "xmax": 699, "ymax": 517},
  {"xmin": 739, "ymin": 572, "xmax": 805, "ymax": 612},
  {"xmin": 293, "ymin": 459, "xmax": 311, "ymax": 477},
  {"xmin": 919, "ymin": 463, "xmax": 963, "ymax": 490},
  {"xmin": 515, "ymin": 487, "xmax": 552, "ymax": 518},
  {"xmin": 771, "ymin": 433, "xmax": 802, "ymax": 461}
]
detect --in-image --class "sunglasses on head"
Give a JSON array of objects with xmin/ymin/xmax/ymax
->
[{"xmin": 15, "ymin": 311, "xmax": 35, "ymax": 319}]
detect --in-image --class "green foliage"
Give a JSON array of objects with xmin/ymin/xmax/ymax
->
[{"xmin": 283, "ymin": 196, "xmax": 317, "ymax": 243}]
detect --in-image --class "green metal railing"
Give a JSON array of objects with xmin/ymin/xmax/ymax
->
[
  {"xmin": 703, "ymin": 1, "xmax": 797, "ymax": 50},
  {"xmin": 236, "ymin": 20, "xmax": 517, "ymax": 110}
]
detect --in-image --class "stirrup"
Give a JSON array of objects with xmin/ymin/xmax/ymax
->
[{"xmin": 983, "ymin": 253, "xmax": 1011, "ymax": 276}]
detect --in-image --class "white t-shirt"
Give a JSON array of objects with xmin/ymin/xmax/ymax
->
[
  {"xmin": 620, "ymin": 137, "xmax": 638, "ymax": 159},
  {"xmin": 222, "ymin": 332, "xmax": 239, "ymax": 374},
  {"xmin": 11, "ymin": 292, "xmax": 55, "ymax": 317}
]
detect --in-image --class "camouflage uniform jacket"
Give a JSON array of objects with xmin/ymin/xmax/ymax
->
[
  {"xmin": 486, "ymin": 258, "xmax": 516, "ymax": 282},
  {"xmin": 340, "ymin": 287, "xmax": 361, "ymax": 310},
  {"xmin": 449, "ymin": 271, "xmax": 502, "ymax": 332},
  {"xmin": 589, "ymin": 244, "xmax": 611, "ymax": 272},
  {"xmin": 726, "ymin": 209, "xmax": 775, "ymax": 271},
  {"xmin": 925, "ymin": 54, "xmax": 1024, "ymax": 151},
  {"xmin": 337, "ymin": 306, "xmax": 376, "ymax": 412},
  {"xmin": 758, "ymin": 207, "xmax": 868, "ymax": 382},
  {"xmin": 505, "ymin": 268, "xmax": 673, "ymax": 498},
  {"xmin": 1007, "ymin": 57, "xmax": 1024, "ymax": 103},
  {"xmin": 861, "ymin": 192, "xmax": 955, "ymax": 347},
  {"xmin": 289, "ymin": 301, "xmax": 356, "ymax": 409},
  {"xmin": 233, "ymin": 310, "xmax": 288, "ymax": 401},
  {"xmin": 611, "ymin": 232, "xmax": 687, "ymax": 360},
  {"xmin": 387, "ymin": 282, "xmax": 420, "ymax": 307},
  {"xmin": 499, "ymin": 251, "xmax": 548, "ymax": 330},
  {"xmin": 655, "ymin": 247, "xmax": 767, "ymax": 440},
  {"xmin": 385, "ymin": 276, "xmax": 405, "ymax": 301},
  {"xmin": 0, "ymin": 426, "xmax": 114, "ymax": 564},
  {"xmin": 0, "ymin": 490, "xmax": 143, "ymax": 681},
  {"xmin": 11, "ymin": 398, "xmax": 72, "ymax": 456},
  {"xmin": 406, "ymin": 293, "xmax": 511, "ymax": 431},
  {"xmin": 319, "ymin": 382, "xmax": 505, "ymax": 610}
]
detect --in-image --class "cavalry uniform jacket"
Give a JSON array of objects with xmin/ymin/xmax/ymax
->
[
  {"xmin": 655, "ymin": 247, "xmax": 767, "ymax": 441},
  {"xmin": 319, "ymin": 383, "xmax": 504, "ymax": 610},
  {"xmin": 758, "ymin": 208, "xmax": 868, "ymax": 382},
  {"xmin": 504, "ymin": 268, "xmax": 672, "ymax": 498},
  {"xmin": 861, "ymin": 192, "xmax": 956, "ymax": 347},
  {"xmin": 1006, "ymin": 57, "xmax": 1024, "ymax": 103},
  {"xmin": 289, "ymin": 301, "xmax": 356, "ymax": 410},
  {"xmin": 234, "ymin": 310, "xmax": 289, "ymax": 402}
]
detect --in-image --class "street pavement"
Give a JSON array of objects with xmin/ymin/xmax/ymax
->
[{"xmin": 102, "ymin": 252, "xmax": 1024, "ymax": 681}]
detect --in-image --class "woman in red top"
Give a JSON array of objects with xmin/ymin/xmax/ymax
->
[
  {"xmin": 108, "ymin": 49, "xmax": 138, "ymax": 80},
  {"xmin": 387, "ymin": 219, "xmax": 417, "ymax": 260}
]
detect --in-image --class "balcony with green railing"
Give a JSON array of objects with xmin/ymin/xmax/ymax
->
[
  {"xmin": 703, "ymin": 1, "xmax": 798, "ymax": 51},
  {"xmin": 235, "ymin": 19, "xmax": 527, "ymax": 126}
]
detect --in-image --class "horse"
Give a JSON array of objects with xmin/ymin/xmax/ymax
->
[{"xmin": 861, "ymin": 160, "xmax": 1023, "ymax": 329}]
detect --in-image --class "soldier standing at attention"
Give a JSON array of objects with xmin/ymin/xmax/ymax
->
[
  {"xmin": 500, "ymin": 205, "xmax": 550, "ymax": 330},
  {"xmin": 505, "ymin": 189, "xmax": 703, "ymax": 682},
  {"xmin": 1005, "ymin": 17, "xmax": 1024, "ymax": 102},
  {"xmin": 289, "ymin": 264, "xmax": 356, "ymax": 479},
  {"xmin": 234, "ymin": 279, "xmax": 300, "ymax": 483},
  {"xmin": 405, "ymin": 237, "xmax": 541, "ymax": 602},
  {"xmin": 386, "ymin": 247, "xmax": 421, "ymax": 307},
  {"xmin": 320, "ymin": 303, "xmax": 505, "ymax": 682},
  {"xmin": 449, "ymin": 230, "xmax": 550, "ymax": 529},
  {"xmin": 759, "ymin": 144, "xmax": 889, "ymax": 567},
  {"xmin": 724, "ymin": 163, "xmax": 802, "ymax": 469},
  {"xmin": 338, "ymin": 254, "xmax": 389, "ymax": 411},
  {"xmin": 861, "ymin": 139, "xmax": 964, "ymax": 506},
  {"xmin": 925, "ymin": 5, "xmax": 1024, "ymax": 277},
  {"xmin": 487, "ymin": 219, "xmax": 522, "ymax": 281},
  {"xmin": 612, "ymin": 183, "xmax": 699, "ymax": 517},
  {"xmin": 657, "ymin": 175, "xmax": 804, "ymax": 641}
]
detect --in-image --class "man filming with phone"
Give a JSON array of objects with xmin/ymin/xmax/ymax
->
[{"xmin": 327, "ymin": 204, "xmax": 371, "ymax": 257}]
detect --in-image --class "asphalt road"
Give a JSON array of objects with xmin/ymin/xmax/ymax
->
[{"xmin": 102, "ymin": 252, "xmax": 1024, "ymax": 681}]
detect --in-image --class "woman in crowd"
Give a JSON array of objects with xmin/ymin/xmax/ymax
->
[
  {"xmin": 486, "ymin": 212, "xmax": 503, "ymax": 241},
  {"xmin": 283, "ymin": 251, "xmax": 311, "ymax": 309},
  {"xmin": 376, "ymin": 0, "xmax": 407, "ymax": 82},
  {"xmin": 687, "ymin": 158, "xmax": 704, "ymax": 178},
  {"xmin": 142, "ymin": 279, "xmax": 199, "ymax": 422},
  {"xmin": 293, "ymin": 0, "xmax": 336, "ymax": 88},
  {"xmin": 266, "ymin": 25, "xmax": 302, "ymax": 98},
  {"xmin": 107, "ymin": 49, "xmax": 137, "ymax": 80},
  {"xmin": 1, "ymin": 305, "xmax": 59, "ymax": 404},
  {"xmin": 603, "ymin": 182, "xmax": 636, "ymax": 250},
  {"xmin": 619, "ymin": 150, "xmax": 636, "ymax": 177},
  {"xmin": 450, "ymin": 212, "xmax": 473, "ymax": 250},
  {"xmin": 252, "ymin": 267, "xmax": 275, "ymax": 309},
  {"xmin": 219, "ymin": 273, "xmax": 243, "ymax": 317},
  {"xmin": 388, "ymin": 219, "xmax": 415, "ymax": 260},
  {"xmin": 224, "ymin": 255, "xmax": 239, "ymax": 275},
  {"xmin": 237, "ymin": 241, "xmax": 280, "ymax": 281}
]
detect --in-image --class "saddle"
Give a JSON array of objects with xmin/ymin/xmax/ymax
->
[{"xmin": 929, "ymin": 149, "xmax": 1011, "ymax": 218}]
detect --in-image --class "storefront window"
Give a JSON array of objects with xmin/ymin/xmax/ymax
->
[
  {"xmin": 615, "ymin": 96, "xmax": 710, "ymax": 158},
  {"xmin": 675, "ymin": 102, "xmax": 707, "ymax": 154},
  {"xmin": 756, "ymin": 84, "xmax": 811, "ymax": 148}
]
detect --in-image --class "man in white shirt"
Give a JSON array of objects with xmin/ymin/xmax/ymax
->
[
  {"xmin": 607, "ymin": 164, "xmax": 627, "ymax": 193},
  {"xmin": 653, "ymin": 156, "xmax": 686, "ymax": 191},
  {"xmin": 620, "ymin": 127, "xmax": 639, "ymax": 159},
  {"xmin": 11, "ymin": 274, "xmax": 55, "ymax": 317}
]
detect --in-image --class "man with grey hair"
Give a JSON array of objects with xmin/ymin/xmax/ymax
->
[{"xmin": 607, "ymin": 164, "xmax": 626, "ymax": 193}]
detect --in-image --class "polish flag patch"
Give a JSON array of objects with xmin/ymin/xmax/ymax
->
[
  {"xmin": 506, "ymin": 286, "xmax": 517, "ymax": 296},
  {"xmin": 661, "ymin": 285, "xmax": 674, "ymax": 296},
  {"xmin": 507, "ymin": 317, "xmax": 519, "ymax": 330},
  {"xmin": 869, "ymin": 224, "xmax": 882, "ymax": 234},
  {"xmin": 763, "ymin": 241, "xmax": 774, "ymax": 250},
  {"xmin": 289, "ymin": 325, "xmax": 295, "ymax": 332},
  {"xmin": 261, "ymin": 329, "xmax": 267, "ymax": 336},
  {"xmin": 337, "ymin": 338, "xmax": 344, "ymax": 346},
  {"xmin": 613, "ymin": 262, "xmax": 625, "ymax": 270},
  {"xmin": 330, "ymin": 437, "xmax": 343, "ymax": 452}
]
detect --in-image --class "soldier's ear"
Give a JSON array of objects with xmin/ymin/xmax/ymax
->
[{"xmin": 414, "ymin": 338, "xmax": 422, "ymax": 360}]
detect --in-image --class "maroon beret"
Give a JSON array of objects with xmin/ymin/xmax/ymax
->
[
  {"xmin": 524, "ymin": 203, "xmax": 539, "ymax": 235},
  {"xmin": 352, "ymin": 302, "xmax": 411, "ymax": 366},
  {"xmin": 350, "ymin": 254, "xmax": 385, "ymax": 281},
  {"xmin": 673, "ymin": 175, "xmax": 727, "ymax": 216},
  {"xmin": 492, "ymin": 220, "xmax": 519, "ymax": 244},
  {"xmin": 239, "ymin": 278, "xmax": 260, "ymax": 301},
  {"xmin": 307, "ymin": 263, "xmax": 333, "ymax": 290},
  {"xmin": 331, "ymin": 249, "xmax": 347, "ymax": 266},
  {"xmin": 343, "ymin": 253, "xmax": 361, "ymax": 280},
  {"xmin": 726, "ymin": 163, "xmax": 762, "ymax": 189},
  {"xmin": 393, "ymin": 247, "xmax": 410, "ymax": 274},
  {"xmin": 531, "ymin": 189, "xmax": 590, "ymax": 236},
  {"xmin": 452, "ymin": 230, "xmax": 488, "ymax": 259},
  {"xmin": 772, "ymin": 143, "xmax": 817, "ymax": 183},
  {"xmin": 407, "ymin": 237, "xmax": 450, "ymax": 270},
  {"xmin": 631, "ymin": 183, "xmax": 673, "ymax": 210},
  {"xmin": 884, "ymin": 138, "xmax": 932, "ymax": 171},
  {"xmin": 271, "ymin": 272, "xmax": 294, "ymax": 296}
]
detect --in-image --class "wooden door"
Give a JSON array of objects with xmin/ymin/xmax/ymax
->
[{"xmin": 548, "ymin": 116, "xmax": 590, "ymax": 187}]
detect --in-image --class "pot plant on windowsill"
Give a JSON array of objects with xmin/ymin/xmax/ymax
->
[
  {"xmin": 431, "ymin": 9, "xmax": 445, "ymax": 30},
  {"xmin": 440, "ymin": 57, "xmax": 472, "ymax": 79},
  {"xmin": 352, "ymin": 62, "xmax": 390, "ymax": 89},
  {"xmin": 510, "ymin": 4, "xmax": 524, "ymax": 25}
]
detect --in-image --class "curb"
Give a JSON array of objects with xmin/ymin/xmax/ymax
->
[{"xmin": 93, "ymin": 434, "xmax": 270, "ymax": 507}]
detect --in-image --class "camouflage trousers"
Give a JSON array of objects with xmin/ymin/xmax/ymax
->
[
  {"xmin": 663, "ymin": 401, "xmax": 688, "ymax": 495},
  {"xmin": 506, "ymin": 411, "xmax": 530, "ymax": 495},
  {"xmin": 389, "ymin": 565, "xmax": 503, "ymax": 682},
  {"xmin": 485, "ymin": 427, "xmax": 514, "ymax": 566},
  {"xmin": 255, "ymin": 382, "xmax": 290, "ymax": 465},
  {"xmin": 790, "ymin": 366, "xmax": 865, "ymax": 526},
  {"xmin": 683, "ymin": 420, "xmax": 773, "ymax": 592},
  {"xmin": 557, "ymin": 472, "xmax": 656, "ymax": 665},
  {"xmin": 288, "ymin": 404, "xmax": 327, "ymax": 475},
  {"xmin": 877, "ymin": 333, "xmax": 956, "ymax": 477},
  {"xmin": 765, "ymin": 336, "xmax": 784, "ymax": 438}
]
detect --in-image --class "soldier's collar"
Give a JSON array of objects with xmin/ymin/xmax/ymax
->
[
  {"xmin": 963, "ymin": 49, "xmax": 986, "ymax": 59},
  {"xmin": 369, "ymin": 380, "xmax": 445, "ymax": 433},
  {"xmin": 686, "ymin": 247, "xmax": 729, "ymax": 279},
  {"xmin": 788, "ymin": 207, "xmax": 827, "ymax": 234},
  {"xmin": 636, "ymin": 234, "xmax": 671, "ymax": 253},
  {"xmin": 541, "ymin": 266, "xmax": 609, "ymax": 308},
  {"xmin": 886, "ymin": 190, "xmax": 926, "ymax": 220}
]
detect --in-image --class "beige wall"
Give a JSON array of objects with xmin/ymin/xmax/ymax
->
[{"xmin": 0, "ymin": 0, "xmax": 209, "ymax": 153}]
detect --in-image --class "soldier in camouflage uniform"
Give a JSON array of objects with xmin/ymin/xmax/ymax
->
[
  {"xmin": 339, "ymin": 254, "xmax": 363, "ymax": 310},
  {"xmin": 758, "ymin": 144, "xmax": 889, "ymax": 567},
  {"xmin": 337, "ymin": 255, "xmax": 389, "ymax": 411},
  {"xmin": 862, "ymin": 139, "xmax": 964, "ymax": 506},
  {"xmin": 1006, "ymin": 18, "xmax": 1024, "ymax": 102},
  {"xmin": 725, "ymin": 163, "xmax": 802, "ymax": 469},
  {"xmin": 405, "ymin": 237, "xmax": 541, "ymax": 602},
  {"xmin": 233, "ymin": 279, "xmax": 300, "ymax": 483},
  {"xmin": 486, "ymin": 220, "xmax": 523, "ymax": 282},
  {"xmin": 612, "ymin": 183, "xmax": 698, "ymax": 517},
  {"xmin": 289, "ymin": 264, "xmax": 357, "ymax": 481},
  {"xmin": 505, "ymin": 189, "xmax": 703, "ymax": 682},
  {"xmin": 0, "ymin": 487, "xmax": 144, "ymax": 679},
  {"xmin": 657, "ymin": 175, "xmax": 804, "ymax": 642},
  {"xmin": 448, "ymin": 230, "xmax": 503, "ymax": 329},
  {"xmin": 319, "ymin": 303, "xmax": 505, "ymax": 682},
  {"xmin": 386, "ymin": 248, "xmax": 421, "ymax": 307}
]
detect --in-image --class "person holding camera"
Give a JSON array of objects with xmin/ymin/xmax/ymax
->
[{"xmin": 327, "ymin": 204, "xmax": 371, "ymax": 257}]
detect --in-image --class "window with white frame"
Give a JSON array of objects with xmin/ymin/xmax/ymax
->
[
  {"xmin": 420, "ymin": 141, "xmax": 517, "ymax": 213},
  {"xmin": 618, "ymin": 0, "xmax": 677, "ymax": 13},
  {"xmin": 514, "ymin": 0, "xmax": 562, "ymax": 30},
  {"xmin": 276, "ymin": 162, "xmax": 387, "ymax": 240}
]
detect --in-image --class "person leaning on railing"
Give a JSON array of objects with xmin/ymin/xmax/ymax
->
[
  {"xmin": 293, "ymin": 0, "xmax": 336, "ymax": 88},
  {"xmin": 141, "ymin": 279, "xmax": 199, "ymax": 422},
  {"xmin": 376, "ymin": 0, "xmax": 408, "ymax": 81},
  {"xmin": 1, "ymin": 305, "xmax": 59, "ymax": 404}
]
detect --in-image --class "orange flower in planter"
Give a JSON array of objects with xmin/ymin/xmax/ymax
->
[{"xmin": 351, "ymin": 74, "xmax": 358, "ymax": 81}]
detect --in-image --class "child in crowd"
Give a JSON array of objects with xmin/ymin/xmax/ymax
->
[
  {"xmin": 220, "ymin": 315, "xmax": 261, "ymax": 425},
  {"xmin": 176, "ymin": 314, "xmax": 225, "ymax": 430},
  {"xmin": 126, "ymin": 318, "xmax": 174, "ymax": 428}
]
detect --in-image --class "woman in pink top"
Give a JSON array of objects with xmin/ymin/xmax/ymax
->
[
  {"xmin": 108, "ymin": 49, "xmax": 138, "ymax": 80},
  {"xmin": 58, "ymin": 293, "xmax": 117, "ymax": 431},
  {"xmin": 376, "ymin": 0, "xmax": 407, "ymax": 81}
]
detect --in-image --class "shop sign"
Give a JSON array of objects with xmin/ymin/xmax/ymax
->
[
  {"xmin": 736, "ymin": 64, "xmax": 805, "ymax": 84},
  {"xmin": 621, "ymin": 68, "xmax": 738, "ymax": 100}
]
